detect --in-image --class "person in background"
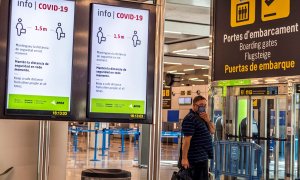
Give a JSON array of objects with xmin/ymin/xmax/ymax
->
[
  {"xmin": 215, "ymin": 116, "xmax": 223, "ymax": 140},
  {"xmin": 181, "ymin": 95, "xmax": 215, "ymax": 180},
  {"xmin": 239, "ymin": 117, "xmax": 258, "ymax": 143}
]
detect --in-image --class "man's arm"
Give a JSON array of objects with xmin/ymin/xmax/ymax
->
[
  {"xmin": 181, "ymin": 136, "xmax": 192, "ymax": 169},
  {"xmin": 207, "ymin": 122, "xmax": 215, "ymax": 134}
]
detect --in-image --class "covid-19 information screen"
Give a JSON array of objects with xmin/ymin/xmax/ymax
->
[
  {"xmin": 88, "ymin": 3, "xmax": 149, "ymax": 120},
  {"xmin": 6, "ymin": 0, "xmax": 75, "ymax": 116}
]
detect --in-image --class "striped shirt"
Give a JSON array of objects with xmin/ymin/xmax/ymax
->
[{"xmin": 182, "ymin": 109, "xmax": 213, "ymax": 164}]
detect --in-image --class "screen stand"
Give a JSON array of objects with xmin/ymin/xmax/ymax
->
[{"xmin": 37, "ymin": 120, "xmax": 51, "ymax": 180}]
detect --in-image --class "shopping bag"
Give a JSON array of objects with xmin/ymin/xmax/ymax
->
[
  {"xmin": 171, "ymin": 171, "xmax": 179, "ymax": 180},
  {"xmin": 171, "ymin": 168, "xmax": 192, "ymax": 180}
]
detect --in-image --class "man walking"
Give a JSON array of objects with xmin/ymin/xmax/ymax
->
[{"xmin": 181, "ymin": 95, "xmax": 215, "ymax": 180}]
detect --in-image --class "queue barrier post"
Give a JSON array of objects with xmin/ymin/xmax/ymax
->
[
  {"xmin": 120, "ymin": 129, "xmax": 125, "ymax": 153},
  {"xmin": 90, "ymin": 129, "xmax": 100, "ymax": 161},
  {"xmin": 99, "ymin": 129, "xmax": 108, "ymax": 156}
]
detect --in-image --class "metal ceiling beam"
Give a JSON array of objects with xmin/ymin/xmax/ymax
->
[
  {"xmin": 164, "ymin": 55, "xmax": 209, "ymax": 66},
  {"xmin": 165, "ymin": 20, "xmax": 210, "ymax": 37},
  {"xmin": 166, "ymin": 0, "xmax": 211, "ymax": 7},
  {"xmin": 164, "ymin": 37, "xmax": 209, "ymax": 52}
]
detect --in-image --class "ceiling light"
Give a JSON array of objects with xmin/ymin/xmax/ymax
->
[
  {"xmin": 175, "ymin": 53, "xmax": 198, "ymax": 56},
  {"xmin": 252, "ymin": 80, "xmax": 260, "ymax": 84},
  {"xmin": 203, "ymin": 74, "xmax": 209, "ymax": 76},
  {"xmin": 192, "ymin": 79, "xmax": 205, "ymax": 82},
  {"xmin": 181, "ymin": 79, "xmax": 184, "ymax": 81},
  {"xmin": 183, "ymin": 69, "xmax": 195, "ymax": 71},
  {"xmin": 172, "ymin": 72, "xmax": 185, "ymax": 75},
  {"xmin": 165, "ymin": 31, "xmax": 183, "ymax": 34},
  {"xmin": 194, "ymin": 64, "xmax": 209, "ymax": 67},
  {"xmin": 172, "ymin": 49, "xmax": 188, "ymax": 53},
  {"xmin": 196, "ymin": 46, "xmax": 210, "ymax": 49},
  {"xmin": 201, "ymin": 67, "xmax": 209, "ymax": 70},
  {"xmin": 189, "ymin": 78, "xmax": 199, "ymax": 80},
  {"xmin": 265, "ymin": 79, "xmax": 278, "ymax": 82},
  {"xmin": 163, "ymin": 62, "xmax": 182, "ymax": 65},
  {"xmin": 167, "ymin": 70, "xmax": 177, "ymax": 73},
  {"xmin": 181, "ymin": 84, "xmax": 185, "ymax": 86}
]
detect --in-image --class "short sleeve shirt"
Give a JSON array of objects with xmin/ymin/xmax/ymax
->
[{"xmin": 182, "ymin": 109, "xmax": 213, "ymax": 164}]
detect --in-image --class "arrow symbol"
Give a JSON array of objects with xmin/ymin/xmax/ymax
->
[
  {"xmin": 129, "ymin": 104, "xmax": 133, "ymax": 108},
  {"xmin": 51, "ymin": 100, "xmax": 56, "ymax": 105},
  {"xmin": 265, "ymin": 0, "xmax": 275, "ymax": 6}
]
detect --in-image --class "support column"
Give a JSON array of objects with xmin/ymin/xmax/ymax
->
[
  {"xmin": 139, "ymin": 124, "xmax": 150, "ymax": 167},
  {"xmin": 285, "ymin": 81, "xmax": 294, "ymax": 179},
  {"xmin": 148, "ymin": 0, "xmax": 165, "ymax": 179},
  {"xmin": 38, "ymin": 121, "xmax": 51, "ymax": 180}
]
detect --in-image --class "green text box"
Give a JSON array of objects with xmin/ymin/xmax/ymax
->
[
  {"xmin": 8, "ymin": 94, "xmax": 69, "ymax": 111},
  {"xmin": 91, "ymin": 98, "xmax": 145, "ymax": 114}
]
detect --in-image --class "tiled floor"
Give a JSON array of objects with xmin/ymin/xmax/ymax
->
[{"xmin": 66, "ymin": 132, "xmax": 179, "ymax": 180}]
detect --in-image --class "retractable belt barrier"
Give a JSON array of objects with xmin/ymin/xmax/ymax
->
[
  {"xmin": 104, "ymin": 129, "xmax": 140, "ymax": 153},
  {"xmin": 69, "ymin": 127, "xmax": 101, "ymax": 161},
  {"xmin": 68, "ymin": 127, "xmax": 140, "ymax": 155},
  {"xmin": 226, "ymin": 134, "xmax": 287, "ymax": 141},
  {"xmin": 69, "ymin": 127, "xmax": 183, "ymax": 160},
  {"xmin": 161, "ymin": 131, "xmax": 181, "ymax": 138},
  {"xmin": 211, "ymin": 141, "xmax": 263, "ymax": 180},
  {"xmin": 69, "ymin": 126, "xmax": 94, "ymax": 152},
  {"xmin": 226, "ymin": 133, "xmax": 295, "ymax": 160}
]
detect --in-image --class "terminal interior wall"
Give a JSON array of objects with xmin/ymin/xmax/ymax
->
[{"xmin": 162, "ymin": 85, "xmax": 208, "ymax": 122}]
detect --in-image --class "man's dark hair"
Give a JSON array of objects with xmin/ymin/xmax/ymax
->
[{"xmin": 193, "ymin": 95, "xmax": 206, "ymax": 104}]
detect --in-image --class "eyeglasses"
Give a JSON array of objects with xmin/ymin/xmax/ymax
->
[{"xmin": 195, "ymin": 103, "xmax": 206, "ymax": 107}]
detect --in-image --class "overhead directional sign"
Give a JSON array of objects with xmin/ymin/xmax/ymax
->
[
  {"xmin": 240, "ymin": 86, "xmax": 278, "ymax": 96},
  {"xmin": 213, "ymin": 0, "xmax": 300, "ymax": 81}
]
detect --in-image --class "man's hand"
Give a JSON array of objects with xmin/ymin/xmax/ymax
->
[
  {"xmin": 200, "ymin": 112, "xmax": 215, "ymax": 134},
  {"xmin": 199, "ymin": 112, "xmax": 209, "ymax": 123},
  {"xmin": 181, "ymin": 158, "xmax": 190, "ymax": 169}
]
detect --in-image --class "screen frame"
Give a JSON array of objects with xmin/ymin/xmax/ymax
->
[
  {"xmin": 178, "ymin": 97, "xmax": 192, "ymax": 105},
  {"xmin": 0, "ymin": 0, "xmax": 156, "ymax": 123},
  {"xmin": 86, "ymin": 1, "xmax": 156, "ymax": 124},
  {"xmin": 3, "ymin": 0, "xmax": 76, "ymax": 120}
]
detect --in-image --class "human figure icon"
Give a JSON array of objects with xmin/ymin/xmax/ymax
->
[
  {"xmin": 16, "ymin": 18, "xmax": 26, "ymax": 36},
  {"xmin": 56, "ymin": 23, "xmax": 65, "ymax": 40},
  {"xmin": 132, "ymin": 31, "xmax": 141, "ymax": 47},
  {"xmin": 97, "ymin": 27, "xmax": 106, "ymax": 44}
]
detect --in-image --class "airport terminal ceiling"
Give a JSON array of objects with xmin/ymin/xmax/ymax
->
[{"xmin": 162, "ymin": 0, "xmax": 211, "ymax": 86}]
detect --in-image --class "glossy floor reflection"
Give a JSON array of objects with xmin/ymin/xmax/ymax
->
[{"xmin": 66, "ymin": 132, "xmax": 179, "ymax": 180}]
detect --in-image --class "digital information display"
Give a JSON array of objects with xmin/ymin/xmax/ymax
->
[
  {"xmin": 89, "ymin": 3, "xmax": 149, "ymax": 120},
  {"xmin": 6, "ymin": 0, "xmax": 75, "ymax": 116}
]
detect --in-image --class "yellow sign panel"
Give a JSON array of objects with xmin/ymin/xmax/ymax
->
[
  {"xmin": 163, "ymin": 89, "xmax": 170, "ymax": 97},
  {"xmin": 253, "ymin": 99, "xmax": 257, "ymax": 107},
  {"xmin": 261, "ymin": 0, "xmax": 290, "ymax": 21},
  {"xmin": 166, "ymin": 89, "xmax": 170, "ymax": 97},
  {"xmin": 231, "ymin": 0, "xmax": 255, "ymax": 27}
]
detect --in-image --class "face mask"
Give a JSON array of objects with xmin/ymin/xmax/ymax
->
[{"xmin": 198, "ymin": 106, "xmax": 206, "ymax": 113}]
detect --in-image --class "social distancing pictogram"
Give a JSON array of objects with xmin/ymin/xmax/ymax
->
[
  {"xmin": 261, "ymin": 0, "xmax": 290, "ymax": 21},
  {"xmin": 231, "ymin": 0, "xmax": 255, "ymax": 27}
]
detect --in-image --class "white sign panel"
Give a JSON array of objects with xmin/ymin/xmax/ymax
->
[
  {"xmin": 89, "ymin": 4, "xmax": 149, "ymax": 119},
  {"xmin": 6, "ymin": 0, "xmax": 75, "ymax": 116}
]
